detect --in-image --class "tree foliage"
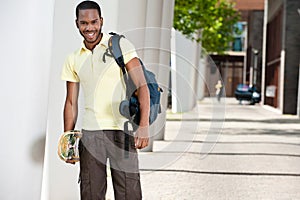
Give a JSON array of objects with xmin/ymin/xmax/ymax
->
[{"xmin": 173, "ymin": 0, "xmax": 241, "ymax": 54}]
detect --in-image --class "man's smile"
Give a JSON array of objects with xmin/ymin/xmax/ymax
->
[{"xmin": 85, "ymin": 32, "xmax": 96, "ymax": 39}]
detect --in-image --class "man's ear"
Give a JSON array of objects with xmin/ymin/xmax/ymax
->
[
  {"xmin": 100, "ymin": 17, "xmax": 103, "ymax": 26},
  {"xmin": 75, "ymin": 19, "xmax": 79, "ymax": 28}
]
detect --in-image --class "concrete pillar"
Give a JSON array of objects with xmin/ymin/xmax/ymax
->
[
  {"xmin": 195, "ymin": 30, "xmax": 206, "ymax": 100},
  {"xmin": 100, "ymin": 0, "xmax": 120, "ymax": 32},
  {"xmin": 140, "ymin": 0, "xmax": 164, "ymax": 151},
  {"xmin": 0, "ymin": 0, "xmax": 54, "ymax": 199},
  {"xmin": 143, "ymin": 0, "xmax": 175, "ymax": 143},
  {"xmin": 42, "ymin": 1, "xmax": 81, "ymax": 199},
  {"xmin": 192, "ymin": 30, "xmax": 209, "ymax": 102},
  {"xmin": 117, "ymin": 0, "xmax": 147, "ymax": 57},
  {"xmin": 155, "ymin": 0, "xmax": 175, "ymax": 140},
  {"xmin": 143, "ymin": 0, "xmax": 163, "ymax": 72},
  {"xmin": 197, "ymin": 56, "xmax": 207, "ymax": 99},
  {"xmin": 171, "ymin": 30, "xmax": 198, "ymax": 112}
]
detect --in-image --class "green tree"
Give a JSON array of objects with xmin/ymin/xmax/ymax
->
[{"xmin": 173, "ymin": 0, "xmax": 240, "ymax": 54}]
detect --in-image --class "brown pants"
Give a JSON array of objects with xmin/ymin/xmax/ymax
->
[{"xmin": 79, "ymin": 130, "xmax": 142, "ymax": 200}]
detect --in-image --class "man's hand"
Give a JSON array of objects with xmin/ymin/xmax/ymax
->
[
  {"xmin": 66, "ymin": 160, "xmax": 76, "ymax": 165},
  {"xmin": 134, "ymin": 126, "xmax": 149, "ymax": 149}
]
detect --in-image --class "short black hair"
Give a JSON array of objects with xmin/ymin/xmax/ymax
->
[{"xmin": 76, "ymin": 1, "xmax": 101, "ymax": 19}]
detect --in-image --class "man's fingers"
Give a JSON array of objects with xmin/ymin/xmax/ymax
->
[
  {"xmin": 134, "ymin": 127, "xmax": 149, "ymax": 149},
  {"xmin": 141, "ymin": 138, "xmax": 149, "ymax": 149},
  {"xmin": 66, "ymin": 160, "xmax": 76, "ymax": 165},
  {"xmin": 135, "ymin": 137, "xmax": 149, "ymax": 149},
  {"xmin": 134, "ymin": 136, "xmax": 139, "ymax": 148}
]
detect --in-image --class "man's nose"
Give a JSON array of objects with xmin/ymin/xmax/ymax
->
[{"xmin": 86, "ymin": 23, "xmax": 92, "ymax": 31}]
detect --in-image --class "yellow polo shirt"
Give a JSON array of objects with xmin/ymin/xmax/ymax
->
[{"xmin": 61, "ymin": 33, "xmax": 138, "ymax": 130}]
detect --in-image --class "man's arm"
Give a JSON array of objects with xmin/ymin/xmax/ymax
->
[
  {"xmin": 125, "ymin": 57, "xmax": 150, "ymax": 149},
  {"xmin": 63, "ymin": 81, "xmax": 79, "ymax": 131}
]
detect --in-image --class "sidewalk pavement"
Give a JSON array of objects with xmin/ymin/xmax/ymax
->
[{"xmin": 109, "ymin": 98, "xmax": 300, "ymax": 200}]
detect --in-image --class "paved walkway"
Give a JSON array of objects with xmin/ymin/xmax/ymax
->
[{"xmin": 109, "ymin": 98, "xmax": 300, "ymax": 199}]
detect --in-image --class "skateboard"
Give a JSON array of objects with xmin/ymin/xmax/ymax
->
[{"xmin": 57, "ymin": 130, "xmax": 82, "ymax": 163}]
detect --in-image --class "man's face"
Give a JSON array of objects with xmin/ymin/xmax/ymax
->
[{"xmin": 76, "ymin": 9, "xmax": 103, "ymax": 49}]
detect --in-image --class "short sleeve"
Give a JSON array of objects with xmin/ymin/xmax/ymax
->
[
  {"xmin": 119, "ymin": 38, "xmax": 139, "ymax": 65},
  {"xmin": 61, "ymin": 54, "xmax": 80, "ymax": 82}
]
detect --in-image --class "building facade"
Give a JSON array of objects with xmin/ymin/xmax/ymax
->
[{"xmin": 262, "ymin": 0, "xmax": 300, "ymax": 114}]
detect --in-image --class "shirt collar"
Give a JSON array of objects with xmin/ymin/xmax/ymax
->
[{"xmin": 80, "ymin": 33, "xmax": 110, "ymax": 54}]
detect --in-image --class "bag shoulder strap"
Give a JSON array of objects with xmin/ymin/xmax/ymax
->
[{"xmin": 108, "ymin": 32, "xmax": 126, "ymax": 75}]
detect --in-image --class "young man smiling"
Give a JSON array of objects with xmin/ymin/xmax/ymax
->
[{"xmin": 61, "ymin": 1, "xmax": 150, "ymax": 199}]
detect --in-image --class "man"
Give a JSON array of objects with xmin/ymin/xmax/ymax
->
[
  {"xmin": 215, "ymin": 79, "xmax": 223, "ymax": 102},
  {"xmin": 61, "ymin": 1, "xmax": 150, "ymax": 199}
]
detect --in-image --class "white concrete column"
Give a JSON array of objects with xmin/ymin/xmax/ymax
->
[
  {"xmin": 197, "ymin": 56, "xmax": 206, "ymax": 100},
  {"xmin": 171, "ymin": 30, "xmax": 198, "ymax": 112},
  {"xmin": 42, "ymin": 1, "xmax": 81, "ymax": 199},
  {"xmin": 158, "ymin": 0, "xmax": 175, "ymax": 85},
  {"xmin": 171, "ymin": 28, "xmax": 178, "ymax": 113},
  {"xmin": 0, "ymin": 0, "xmax": 54, "ymax": 199},
  {"xmin": 195, "ymin": 30, "xmax": 206, "ymax": 100},
  {"xmin": 117, "ymin": 0, "xmax": 147, "ymax": 58},
  {"xmin": 100, "ymin": 0, "xmax": 120, "ymax": 33},
  {"xmin": 143, "ymin": 0, "xmax": 163, "ymax": 74},
  {"xmin": 154, "ymin": 0, "xmax": 175, "ymax": 140},
  {"xmin": 138, "ymin": 0, "xmax": 164, "ymax": 150}
]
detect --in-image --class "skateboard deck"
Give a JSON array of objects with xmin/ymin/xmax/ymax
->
[{"xmin": 58, "ymin": 130, "xmax": 82, "ymax": 163}]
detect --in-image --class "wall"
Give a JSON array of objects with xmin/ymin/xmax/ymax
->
[
  {"xmin": 283, "ymin": 0, "xmax": 300, "ymax": 114},
  {"xmin": 268, "ymin": 0, "xmax": 283, "ymax": 21},
  {"xmin": 0, "ymin": 0, "xmax": 55, "ymax": 199},
  {"xmin": 234, "ymin": 0, "xmax": 265, "ymax": 10},
  {"xmin": 264, "ymin": 0, "xmax": 300, "ymax": 114}
]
